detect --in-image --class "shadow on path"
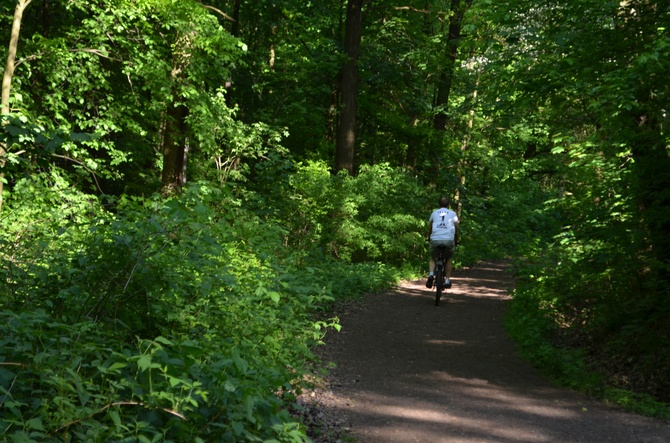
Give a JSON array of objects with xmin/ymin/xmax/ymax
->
[{"xmin": 321, "ymin": 261, "xmax": 670, "ymax": 443}]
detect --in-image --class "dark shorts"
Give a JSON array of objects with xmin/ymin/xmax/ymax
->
[{"xmin": 430, "ymin": 239, "xmax": 455, "ymax": 260}]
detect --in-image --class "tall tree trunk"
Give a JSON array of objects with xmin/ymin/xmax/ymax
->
[
  {"xmin": 161, "ymin": 31, "xmax": 193, "ymax": 192},
  {"xmin": 406, "ymin": 115, "xmax": 420, "ymax": 170},
  {"xmin": 433, "ymin": 0, "xmax": 472, "ymax": 131},
  {"xmin": 336, "ymin": 0, "xmax": 366, "ymax": 175},
  {"xmin": 231, "ymin": 0, "xmax": 241, "ymax": 37},
  {"xmin": 630, "ymin": 114, "xmax": 670, "ymax": 282},
  {"xmin": 454, "ymin": 76, "xmax": 478, "ymax": 219},
  {"xmin": 1, "ymin": 0, "xmax": 32, "ymax": 211},
  {"xmin": 1, "ymin": 0, "xmax": 30, "ymax": 115},
  {"xmin": 161, "ymin": 103, "xmax": 189, "ymax": 189}
]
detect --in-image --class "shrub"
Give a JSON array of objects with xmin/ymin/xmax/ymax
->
[{"xmin": 0, "ymin": 178, "xmax": 343, "ymax": 442}]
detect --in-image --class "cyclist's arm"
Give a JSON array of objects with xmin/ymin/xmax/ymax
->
[{"xmin": 454, "ymin": 221, "xmax": 460, "ymax": 246}]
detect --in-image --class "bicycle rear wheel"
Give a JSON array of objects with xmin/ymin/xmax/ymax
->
[{"xmin": 435, "ymin": 265, "xmax": 443, "ymax": 306}]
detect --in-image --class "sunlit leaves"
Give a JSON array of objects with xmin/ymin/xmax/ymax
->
[
  {"xmin": 3, "ymin": 0, "xmax": 251, "ymax": 192},
  {"xmin": 487, "ymin": 0, "xmax": 670, "ymax": 406},
  {"xmin": 0, "ymin": 182, "xmax": 342, "ymax": 441}
]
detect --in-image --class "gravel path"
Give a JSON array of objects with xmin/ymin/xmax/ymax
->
[{"xmin": 300, "ymin": 261, "xmax": 670, "ymax": 443}]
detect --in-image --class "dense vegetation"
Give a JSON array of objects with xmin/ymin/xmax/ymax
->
[{"xmin": 1, "ymin": 0, "xmax": 668, "ymax": 441}]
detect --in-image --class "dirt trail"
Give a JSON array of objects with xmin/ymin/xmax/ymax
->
[{"xmin": 315, "ymin": 261, "xmax": 670, "ymax": 443}]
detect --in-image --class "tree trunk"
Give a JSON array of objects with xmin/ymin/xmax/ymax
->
[
  {"xmin": 454, "ymin": 77, "xmax": 478, "ymax": 219},
  {"xmin": 231, "ymin": 0, "xmax": 241, "ymax": 37},
  {"xmin": 629, "ymin": 112, "xmax": 670, "ymax": 280},
  {"xmin": 406, "ymin": 115, "xmax": 419, "ymax": 170},
  {"xmin": 433, "ymin": 0, "xmax": 472, "ymax": 131},
  {"xmin": 161, "ymin": 30, "xmax": 193, "ymax": 192},
  {"xmin": 335, "ymin": 0, "xmax": 366, "ymax": 175},
  {"xmin": 161, "ymin": 103, "xmax": 189, "ymax": 190},
  {"xmin": 1, "ymin": 0, "xmax": 31, "ymax": 115},
  {"xmin": 1, "ymin": 0, "xmax": 32, "ymax": 211}
]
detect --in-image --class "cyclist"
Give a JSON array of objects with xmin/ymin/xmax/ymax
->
[{"xmin": 426, "ymin": 196, "xmax": 459, "ymax": 289}]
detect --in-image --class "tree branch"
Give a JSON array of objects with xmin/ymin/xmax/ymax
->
[
  {"xmin": 199, "ymin": 2, "xmax": 235, "ymax": 22},
  {"xmin": 52, "ymin": 154, "xmax": 104, "ymax": 194},
  {"xmin": 56, "ymin": 401, "xmax": 187, "ymax": 433},
  {"xmin": 14, "ymin": 48, "xmax": 120, "ymax": 69}
]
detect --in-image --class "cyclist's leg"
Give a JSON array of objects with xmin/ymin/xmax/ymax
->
[
  {"xmin": 444, "ymin": 258, "xmax": 453, "ymax": 288},
  {"xmin": 426, "ymin": 257, "xmax": 436, "ymax": 288},
  {"xmin": 429, "ymin": 241, "xmax": 442, "ymax": 265},
  {"xmin": 442, "ymin": 241, "xmax": 456, "ymax": 287}
]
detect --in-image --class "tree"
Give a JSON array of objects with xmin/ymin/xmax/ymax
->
[
  {"xmin": 0, "ymin": 0, "xmax": 250, "ymax": 196},
  {"xmin": 480, "ymin": 0, "xmax": 670, "ymax": 396},
  {"xmin": 1, "ymin": 0, "xmax": 32, "ymax": 211},
  {"xmin": 433, "ymin": 0, "xmax": 473, "ymax": 131},
  {"xmin": 335, "ymin": 0, "xmax": 367, "ymax": 174},
  {"xmin": 1, "ymin": 0, "xmax": 31, "ymax": 115},
  {"xmin": 160, "ymin": 21, "xmax": 194, "ymax": 191}
]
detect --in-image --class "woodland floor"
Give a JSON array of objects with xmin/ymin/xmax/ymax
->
[{"xmin": 295, "ymin": 261, "xmax": 670, "ymax": 443}]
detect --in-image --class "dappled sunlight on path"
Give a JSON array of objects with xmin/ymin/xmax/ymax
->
[{"xmin": 321, "ymin": 261, "xmax": 670, "ymax": 443}]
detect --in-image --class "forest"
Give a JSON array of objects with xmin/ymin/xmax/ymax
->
[{"xmin": 1, "ymin": 0, "xmax": 668, "ymax": 441}]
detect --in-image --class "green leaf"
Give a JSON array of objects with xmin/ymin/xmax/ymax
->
[
  {"xmin": 109, "ymin": 410, "xmax": 122, "ymax": 429},
  {"xmin": 268, "ymin": 291, "xmax": 281, "ymax": 303},
  {"xmin": 153, "ymin": 336, "xmax": 172, "ymax": 346},
  {"xmin": 25, "ymin": 418, "xmax": 45, "ymax": 431},
  {"xmin": 101, "ymin": 362, "xmax": 127, "ymax": 375},
  {"xmin": 137, "ymin": 355, "xmax": 153, "ymax": 371}
]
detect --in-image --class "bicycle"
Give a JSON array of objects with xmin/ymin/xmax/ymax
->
[{"xmin": 433, "ymin": 245, "xmax": 451, "ymax": 306}]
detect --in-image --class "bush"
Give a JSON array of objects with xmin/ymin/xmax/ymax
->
[
  {"xmin": 0, "ymin": 310, "xmax": 314, "ymax": 442},
  {"xmin": 267, "ymin": 161, "xmax": 429, "ymax": 266},
  {"xmin": 0, "ymin": 178, "xmax": 342, "ymax": 442}
]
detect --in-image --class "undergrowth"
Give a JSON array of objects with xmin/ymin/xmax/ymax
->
[
  {"xmin": 0, "ymin": 176, "xmax": 397, "ymax": 442},
  {"xmin": 507, "ymin": 257, "xmax": 670, "ymax": 421},
  {"xmin": 0, "ymin": 160, "xmax": 597, "ymax": 440}
]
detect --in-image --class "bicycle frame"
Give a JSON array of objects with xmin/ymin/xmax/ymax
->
[{"xmin": 434, "ymin": 246, "xmax": 449, "ymax": 306}]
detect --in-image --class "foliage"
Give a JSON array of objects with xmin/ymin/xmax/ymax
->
[
  {"xmin": 0, "ymin": 310, "xmax": 312, "ymax": 442},
  {"xmin": 249, "ymin": 161, "xmax": 434, "ymax": 266},
  {"xmin": 483, "ymin": 0, "xmax": 670, "ymax": 410},
  {"xmin": 227, "ymin": 0, "xmax": 343, "ymax": 161},
  {"xmin": 458, "ymin": 176, "xmax": 559, "ymax": 264},
  {"xmin": 2, "ymin": 0, "xmax": 249, "ymax": 194},
  {"xmin": 0, "ymin": 179, "xmax": 348, "ymax": 441},
  {"xmin": 0, "ymin": 113, "xmax": 99, "ymax": 190},
  {"xmin": 507, "ymin": 275, "xmax": 670, "ymax": 420},
  {"xmin": 2, "ymin": 0, "xmax": 669, "ymax": 429}
]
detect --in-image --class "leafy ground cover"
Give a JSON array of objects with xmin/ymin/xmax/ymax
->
[
  {"xmin": 507, "ymin": 256, "xmax": 670, "ymax": 420},
  {"xmin": 2, "ymin": 161, "xmax": 453, "ymax": 442},
  {"xmin": 0, "ymin": 176, "xmax": 401, "ymax": 442},
  {"xmin": 2, "ymin": 0, "xmax": 669, "ymax": 439},
  {"xmin": 2, "ymin": 161, "xmax": 668, "ymax": 441}
]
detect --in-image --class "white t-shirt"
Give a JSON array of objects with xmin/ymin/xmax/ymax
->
[{"xmin": 429, "ymin": 208, "xmax": 459, "ymax": 241}]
